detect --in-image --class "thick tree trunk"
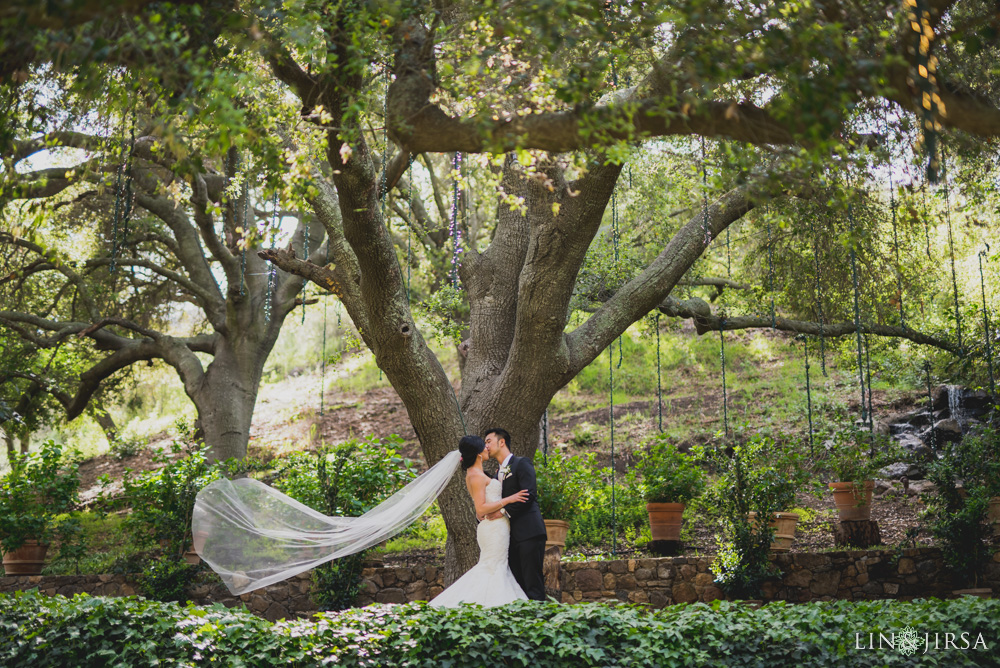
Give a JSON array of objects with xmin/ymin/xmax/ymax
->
[
  {"xmin": 188, "ymin": 336, "xmax": 268, "ymax": 462},
  {"xmin": 92, "ymin": 411, "xmax": 118, "ymax": 444}
]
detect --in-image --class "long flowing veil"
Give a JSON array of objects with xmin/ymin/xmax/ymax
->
[{"xmin": 192, "ymin": 450, "xmax": 461, "ymax": 595}]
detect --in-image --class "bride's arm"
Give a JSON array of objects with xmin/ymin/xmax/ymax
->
[{"xmin": 467, "ymin": 476, "xmax": 528, "ymax": 516}]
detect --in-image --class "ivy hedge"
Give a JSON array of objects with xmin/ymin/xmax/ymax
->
[{"xmin": 1, "ymin": 591, "xmax": 998, "ymax": 667}]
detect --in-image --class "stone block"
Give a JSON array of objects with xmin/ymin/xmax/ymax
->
[
  {"xmin": 883, "ymin": 582, "xmax": 899, "ymax": 595},
  {"xmin": 637, "ymin": 559, "xmax": 658, "ymax": 570},
  {"xmin": 575, "ymin": 569, "xmax": 603, "ymax": 591},
  {"xmin": 916, "ymin": 560, "xmax": 937, "ymax": 575},
  {"xmin": 679, "ymin": 565, "xmax": 696, "ymax": 580},
  {"xmin": 656, "ymin": 566, "xmax": 673, "ymax": 580},
  {"xmin": 861, "ymin": 581, "xmax": 884, "ymax": 595},
  {"xmin": 629, "ymin": 590, "xmax": 649, "ymax": 604},
  {"xmin": 358, "ymin": 580, "xmax": 378, "ymax": 595},
  {"xmin": 428, "ymin": 586, "xmax": 444, "ymax": 598},
  {"xmin": 405, "ymin": 581, "xmax": 428, "ymax": 602},
  {"xmin": 896, "ymin": 558, "xmax": 916, "ymax": 575},
  {"xmin": 784, "ymin": 569, "xmax": 812, "ymax": 589},
  {"xmin": 603, "ymin": 573, "xmax": 616, "ymax": 589},
  {"xmin": 609, "ymin": 561, "xmax": 628, "ymax": 574},
  {"xmin": 811, "ymin": 571, "xmax": 842, "ymax": 597},
  {"xmin": 701, "ymin": 586, "xmax": 724, "ymax": 602},
  {"xmin": 617, "ymin": 574, "xmax": 637, "ymax": 590},
  {"xmin": 693, "ymin": 573, "xmax": 714, "ymax": 587},
  {"xmin": 649, "ymin": 590, "xmax": 669, "ymax": 608},
  {"xmin": 856, "ymin": 572, "xmax": 869, "ymax": 586},
  {"xmin": 672, "ymin": 582, "xmax": 698, "ymax": 604},
  {"xmin": 265, "ymin": 602, "xmax": 287, "ymax": 622},
  {"xmin": 249, "ymin": 595, "xmax": 270, "ymax": 613},
  {"xmin": 376, "ymin": 588, "xmax": 406, "ymax": 604},
  {"xmin": 635, "ymin": 568, "xmax": 653, "ymax": 582},
  {"xmin": 396, "ymin": 568, "xmax": 413, "ymax": 583}
]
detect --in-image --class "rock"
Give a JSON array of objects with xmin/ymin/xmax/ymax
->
[
  {"xmin": 932, "ymin": 419, "xmax": 962, "ymax": 443},
  {"xmin": 897, "ymin": 558, "xmax": 916, "ymax": 575},
  {"xmin": 907, "ymin": 480, "xmax": 936, "ymax": 496},
  {"xmin": 603, "ymin": 573, "xmax": 616, "ymax": 589},
  {"xmin": 575, "ymin": 569, "xmax": 603, "ymax": 591},
  {"xmin": 671, "ymin": 582, "xmax": 698, "ymax": 604},
  {"xmin": 785, "ymin": 569, "xmax": 812, "ymax": 588},
  {"xmin": 700, "ymin": 586, "xmax": 724, "ymax": 602},
  {"xmin": 375, "ymin": 588, "xmax": 406, "ymax": 604},
  {"xmin": 878, "ymin": 464, "xmax": 909, "ymax": 480},
  {"xmin": 649, "ymin": 590, "xmax": 669, "ymax": 608}
]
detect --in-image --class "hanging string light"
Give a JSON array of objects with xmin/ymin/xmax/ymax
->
[
  {"xmin": 811, "ymin": 218, "xmax": 827, "ymax": 375},
  {"xmin": 301, "ymin": 213, "xmax": 309, "ymax": 324},
  {"xmin": 655, "ymin": 313, "xmax": 663, "ymax": 432},
  {"xmin": 719, "ymin": 317, "xmax": 730, "ymax": 438},
  {"xmin": 941, "ymin": 151, "xmax": 963, "ymax": 353},
  {"xmin": 848, "ymin": 204, "xmax": 869, "ymax": 428},
  {"xmin": 264, "ymin": 189, "xmax": 278, "ymax": 324},
  {"xmin": 320, "ymin": 296, "xmax": 327, "ymax": 416},
  {"xmin": 980, "ymin": 246, "xmax": 996, "ymax": 397},
  {"xmin": 110, "ymin": 113, "xmax": 136, "ymax": 274},
  {"xmin": 608, "ymin": 346, "xmax": 617, "ymax": 554},
  {"xmin": 449, "ymin": 152, "xmax": 462, "ymax": 289},
  {"xmin": 803, "ymin": 335, "xmax": 815, "ymax": 455}
]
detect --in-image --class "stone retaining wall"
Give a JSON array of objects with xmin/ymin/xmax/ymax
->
[{"xmin": 2, "ymin": 548, "xmax": 997, "ymax": 621}]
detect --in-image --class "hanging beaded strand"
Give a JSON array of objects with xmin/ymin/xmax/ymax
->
[{"xmin": 980, "ymin": 247, "xmax": 996, "ymax": 397}]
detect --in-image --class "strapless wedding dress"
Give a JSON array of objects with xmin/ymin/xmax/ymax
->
[{"xmin": 429, "ymin": 479, "xmax": 528, "ymax": 607}]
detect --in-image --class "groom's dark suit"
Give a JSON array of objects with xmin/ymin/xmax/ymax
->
[{"xmin": 500, "ymin": 455, "xmax": 547, "ymax": 601}]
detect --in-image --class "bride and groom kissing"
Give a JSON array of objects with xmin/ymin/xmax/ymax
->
[{"xmin": 429, "ymin": 428, "xmax": 548, "ymax": 608}]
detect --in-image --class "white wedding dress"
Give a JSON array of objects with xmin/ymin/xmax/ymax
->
[{"xmin": 429, "ymin": 479, "xmax": 528, "ymax": 608}]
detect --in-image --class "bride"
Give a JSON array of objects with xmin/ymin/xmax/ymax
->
[
  {"xmin": 429, "ymin": 435, "xmax": 528, "ymax": 607},
  {"xmin": 192, "ymin": 435, "xmax": 529, "ymax": 604}
]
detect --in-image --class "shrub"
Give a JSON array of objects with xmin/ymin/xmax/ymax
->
[
  {"xmin": 0, "ymin": 591, "xmax": 997, "ymax": 667},
  {"xmin": 269, "ymin": 434, "xmax": 418, "ymax": 611},
  {"xmin": 568, "ymin": 468, "xmax": 648, "ymax": 549},
  {"xmin": 635, "ymin": 434, "xmax": 706, "ymax": 503},
  {"xmin": 109, "ymin": 433, "xmax": 147, "ymax": 460},
  {"xmin": 0, "ymin": 440, "xmax": 81, "ymax": 555},
  {"xmin": 823, "ymin": 426, "xmax": 905, "ymax": 484},
  {"xmin": 115, "ymin": 431, "xmax": 222, "ymax": 559},
  {"xmin": 922, "ymin": 426, "xmax": 1000, "ymax": 589},
  {"xmin": 534, "ymin": 450, "xmax": 594, "ymax": 520},
  {"xmin": 709, "ymin": 435, "xmax": 796, "ymax": 599}
]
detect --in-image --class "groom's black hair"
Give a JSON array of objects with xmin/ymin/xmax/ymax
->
[{"xmin": 484, "ymin": 428, "xmax": 511, "ymax": 449}]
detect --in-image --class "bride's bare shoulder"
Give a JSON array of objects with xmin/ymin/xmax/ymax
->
[{"xmin": 465, "ymin": 469, "xmax": 489, "ymax": 487}]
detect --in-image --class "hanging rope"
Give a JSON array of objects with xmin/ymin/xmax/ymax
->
[
  {"xmin": 941, "ymin": 152, "xmax": 963, "ymax": 353},
  {"xmin": 864, "ymin": 333, "xmax": 875, "ymax": 438},
  {"xmin": 980, "ymin": 246, "xmax": 996, "ymax": 397},
  {"xmin": 889, "ymin": 165, "xmax": 906, "ymax": 329},
  {"xmin": 320, "ymin": 296, "xmax": 327, "ymax": 417},
  {"xmin": 655, "ymin": 313, "xmax": 663, "ymax": 432},
  {"xmin": 264, "ymin": 190, "xmax": 278, "ymax": 324},
  {"xmin": 109, "ymin": 113, "xmax": 136, "ymax": 274},
  {"xmin": 300, "ymin": 214, "xmax": 310, "ymax": 324},
  {"xmin": 542, "ymin": 412, "xmax": 551, "ymax": 463},
  {"xmin": 920, "ymin": 180, "xmax": 933, "ymax": 261},
  {"xmin": 848, "ymin": 204, "xmax": 868, "ymax": 427},
  {"xmin": 924, "ymin": 360, "xmax": 938, "ymax": 452},
  {"xmin": 406, "ymin": 154, "xmax": 414, "ymax": 303},
  {"xmin": 239, "ymin": 157, "xmax": 249, "ymax": 297},
  {"xmin": 608, "ymin": 345, "xmax": 617, "ymax": 554},
  {"xmin": 803, "ymin": 335, "xmax": 814, "ymax": 456},
  {"xmin": 719, "ymin": 318, "xmax": 730, "ymax": 438},
  {"xmin": 701, "ymin": 136, "xmax": 711, "ymax": 246},
  {"xmin": 810, "ymin": 218, "xmax": 828, "ymax": 376},
  {"xmin": 449, "ymin": 152, "xmax": 462, "ymax": 289},
  {"xmin": 612, "ymin": 176, "xmax": 623, "ymax": 369},
  {"xmin": 767, "ymin": 214, "xmax": 776, "ymax": 328}
]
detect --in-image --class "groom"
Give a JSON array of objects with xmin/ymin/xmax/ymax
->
[{"xmin": 484, "ymin": 427, "xmax": 547, "ymax": 601}]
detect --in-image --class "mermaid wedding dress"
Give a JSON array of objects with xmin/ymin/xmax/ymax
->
[{"xmin": 429, "ymin": 478, "xmax": 527, "ymax": 608}]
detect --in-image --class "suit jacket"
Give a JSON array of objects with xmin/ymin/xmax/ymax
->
[{"xmin": 500, "ymin": 455, "xmax": 547, "ymax": 542}]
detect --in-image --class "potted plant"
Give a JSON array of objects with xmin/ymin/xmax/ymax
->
[
  {"xmin": 534, "ymin": 450, "xmax": 593, "ymax": 549},
  {"xmin": 823, "ymin": 429, "xmax": 898, "ymax": 522},
  {"xmin": 636, "ymin": 435, "xmax": 706, "ymax": 547},
  {"xmin": 924, "ymin": 426, "xmax": 1000, "ymax": 596},
  {"xmin": 746, "ymin": 466, "xmax": 799, "ymax": 552},
  {"xmin": 0, "ymin": 440, "xmax": 81, "ymax": 575}
]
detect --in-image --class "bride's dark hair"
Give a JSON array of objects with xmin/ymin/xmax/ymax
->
[{"xmin": 459, "ymin": 435, "xmax": 486, "ymax": 470}]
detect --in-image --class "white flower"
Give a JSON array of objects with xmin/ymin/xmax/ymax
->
[{"xmin": 499, "ymin": 465, "xmax": 512, "ymax": 479}]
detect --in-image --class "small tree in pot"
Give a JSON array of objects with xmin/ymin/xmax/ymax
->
[
  {"xmin": 0, "ymin": 440, "xmax": 82, "ymax": 575},
  {"xmin": 636, "ymin": 435, "xmax": 706, "ymax": 554},
  {"xmin": 535, "ymin": 450, "xmax": 593, "ymax": 549}
]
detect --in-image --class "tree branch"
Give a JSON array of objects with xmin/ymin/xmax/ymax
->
[{"xmin": 657, "ymin": 295, "xmax": 961, "ymax": 354}]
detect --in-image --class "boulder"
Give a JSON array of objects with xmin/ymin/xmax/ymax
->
[
  {"xmin": 932, "ymin": 419, "xmax": 962, "ymax": 443},
  {"xmin": 878, "ymin": 463, "xmax": 909, "ymax": 480}
]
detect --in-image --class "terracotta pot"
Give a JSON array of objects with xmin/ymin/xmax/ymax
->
[
  {"xmin": 543, "ymin": 519, "xmax": 570, "ymax": 549},
  {"xmin": 829, "ymin": 481, "xmax": 874, "ymax": 521},
  {"xmin": 646, "ymin": 502, "xmax": 685, "ymax": 542},
  {"xmin": 2, "ymin": 539, "xmax": 49, "ymax": 575},
  {"xmin": 192, "ymin": 530, "xmax": 209, "ymax": 554},
  {"xmin": 953, "ymin": 588, "xmax": 992, "ymax": 599},
  {"xmin": 747, "ymin": 512, "xmax": 800, "ymax": 552},
  {"xmin": 182, "ymin": 548, "xmax": 201, "ymax": 565}
]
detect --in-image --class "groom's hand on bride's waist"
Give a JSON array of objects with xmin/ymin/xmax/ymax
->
[{"xmin": 480, "ymin": 510, "xmax": 504, "ymax": 521}]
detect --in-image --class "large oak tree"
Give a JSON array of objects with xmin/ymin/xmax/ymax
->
[{"xmin": 2, "ymin": 0, "xmax": 998, "ymax": 579}]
